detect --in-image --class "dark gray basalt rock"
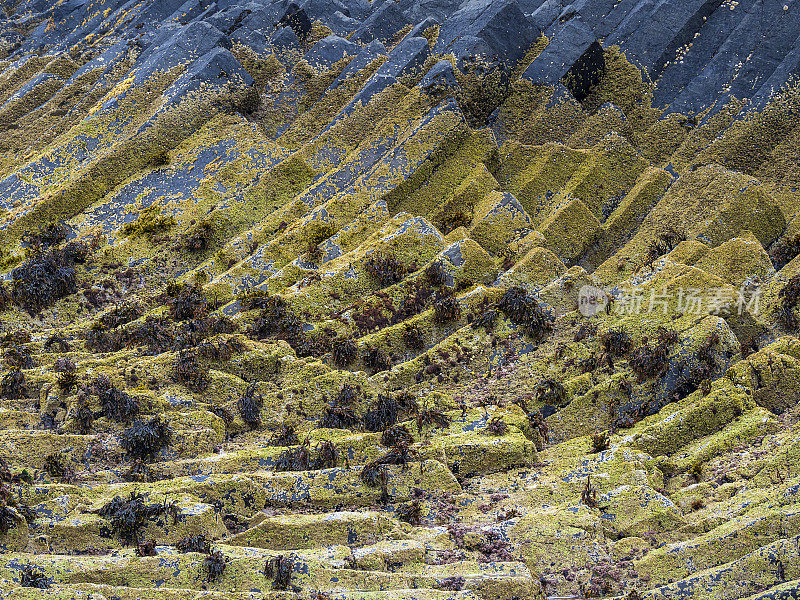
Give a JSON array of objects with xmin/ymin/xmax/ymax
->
[
  {"xmin": 303, "ymin": 35, "xmax": 359, "ymax": 70},
  {"xmin": 351, "ymin": 1, "xmax": 408, "ymax": 45},
  {"xmin": 420, "ymin": 59, "xmax": 460, "ymax": 98},
  {"xmin": 523, "ymin": 17, "xmax": 604, "ymax": 101},
  {"xmin": 1, "ymin": 2, "xmax": 800, "ymax": 599},
  {"xmin": 435, "ymin": 0, "xmax": 541, "ymax": 71}
]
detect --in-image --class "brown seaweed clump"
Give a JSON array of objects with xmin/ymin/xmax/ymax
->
[
  {"xmin": 11, "ymin": 247, "xmax": 83, "ymax": 315},
  {"xmin": 98, "ymin": 492, "xmax": 169, "ymax": 544},
  {"xmin": 1, "ymin": 368, "xmax": 26, "ymax": 399},
  {"xmin": 20, "ymin": 565, "xmax": 50, "ymax": 589},
  {"xmin": 482, "ymin": 416, "xmax": 508, "ymax": 435},
  {"xmin": 364, "ymin": 252, "xmax": 409, "ymax": 287},
  {"xmin": 331, "ymin": 336, "xmax": 358, "ymax": 366},
  {"xmin": 433, "ymin": 294, "xmax": 462, "ymax": 324},
  {"xmin": 204, "ymin": 550, "xmax": 228, "ymax": 583},
  {"xmin": 264, "ymin": 555, "xmax": 296, "ymax": 591},
  {"xmin": 363, "ymin": 393, "xmax": 416, "ymax": 432},
  {"xmin": 274, "ymin": 440, "xmax": 339, "ymax": 472},
  {"xmin": 498, "ymin": 287, "xmax": 554, "ymax": 339},
  {"xmin": 396, "ymin": 499, "xmax": 423, "ymax": 525},
  {"xmin": 93, "ymin": 375, "xmax": 139, "ymax": 422},
  {"xmin": 237, "ymin": 382, "xmax": 264, "ymax": 429},
  {"xmin": 360, "ymin": 443, "xmax": 415, "ymax": 486},
  {"xmin": 777, "ymin": 274, "xmax": 800, "ymax": 329},
  {"xmin": 173, "ymin": 350, "xmax": 211, "ymax": 392},
  {"xmin": 600, "ymin": 327, "xmax": 632, "ymax": 356},
  {"xmin": 629, "ymin": 328, "xmax": 679, "ymax": 381},
  {"xmin": 120, "ymin": 417, "xmax": 173, "ymax": 462},
  {"xmin": 177, "ymin": 535, "xmax": 210, "ymax": 554}
]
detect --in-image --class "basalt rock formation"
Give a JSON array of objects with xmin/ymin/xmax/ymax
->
[{"xmin": 1, "ymin": 0, "xmax": 800, "ymax": 598}]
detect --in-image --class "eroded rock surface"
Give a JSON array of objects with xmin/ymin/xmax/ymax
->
[{"xmin": 0, "ymin": 0, "xmax": 800, "ymax": 598}]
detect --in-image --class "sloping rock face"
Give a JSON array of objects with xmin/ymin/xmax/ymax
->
[{"xmin": 0, "ymin": 0, "xmax": 800, "ymax": 599}]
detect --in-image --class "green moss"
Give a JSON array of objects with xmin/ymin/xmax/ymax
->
[
  {"xmin": 420, "ymin": 25, "xmax": 440, "ymax": 49},
  {"xmin": 636, "ymin": 501, "xmax": 800, "ymax": 587},
  {"xmin": 664, "ymin": 239, "xmax": 710, "ymax": 267},
  {"xmin": 227, "ymin": 511, "xmax": 397, "ymax": 550},
  {"xmin": 497, "ymin": 141, "xmax": 589, "ymax": 225},
  {"xmin": 630, "ymin": 379, "xmax": 752, "ymax": 458},
  {"xmin": 387, "ymin": 24, "xmax": 414, "ymax": 51},
  {"xmin": 668, "ymin": 98, "xmax": 747, "ymax": 172},
  {"xmin": 121, "ymin": 204, "xmax": 176, "ymax": 237},
  {"xmin": 556, "ymin": 132, "xmax": 648, "ymax": 219},
  {"xmin": 565, "ymin": 102, "xmax": 628, "ymax": 149},
  {"xmin": 421, "ymin": 429, "xmax": 537, "ymax": 477},
  {"xmin": 469, "ymin": 190, "xmax": 534, "ymax": 255},
  {"xmin": 230, "ymin": 46, "xmax": 284, "ymax": 91},
  {"xmin": 499, "ymin": 246, "xmax": 566, "ymax": 289},
  {"xmin": 43, "ymin": 54, "xmax": 79, "ymax": 79},
  {"xmin": 452, "ymin": 237, "xmax": 497, "ymax": 287},
  {"xmin": 581, "ymin": 46, "xmax": 662, "ymax": 145},
  {"xmin": 602, "ymin": 484, "xmax": 686, "ymax": 538},
  {"xmin": 0, "ymin": 68, "xmax": 104, "ymax": 163},
  {"xmin": 512, "ymin": 35, "xmax": 550, "ymax": 80},
  {"xmin": 666, "ymin": 407, "xmax": 779, "ymax": 474},
  {"xmin": 0, "ymin": 55, "xmax": 50, "ymax": 107},
  {"xmin": 692, "ymin": 232, "xmax": 773, "ymax": 288},
  {"xmin": 697, "ymin": 82, "xmax": 800, "ymax": 177},
  {"xmin": 493, "ymin": 79, "xmax": 585, "ymax": 145},
  {"xmin": 585, "ymin": 167, "xmax": 672, "ymax": 271},
  {"xmin": 538, "ymin": 197, "xmax": 601, "ymax": 265},
  {"xmin": 0, "ymin": 75, "xmax": 66, "ymax": 127},
  {"xmin": 546, "ymin": 373, "xmax": 625, "ymax": 442},
  {"xmin": 512, "ymin": 506, "xmax": 604, "ymax": 575},
  {"xmin": 308, "ymin": 20, "xmax": 334, "ymax": 46},
  {"xmin": 238, "ymin": 154, "xmax": 317, "ymax": 232},
  {"xmin": 429, "ymin": 162, "xmax": 500, "ymax": 234},
  {"xmin": 278, "ymin": 56, "xmax": 388, "ymax": 151},
  {"xmin": 638, "ymin": 113, "xmax": 693, "ymax": 165},
  {"xmin": 297, "ymin": 56, "xmax": 354, "ymax": 112},
  {"xmin": 389, "ymin": 129, "xmax": 495, "ymax": 220},
  {"xmin": 727, "ymin": 341, "xmax": 800, "ymax": 414},
  {"xmin": 594, "ymin": 163, "xmax": 785, "ymax": 283},
  {"xmin": 379, "ymin": 106, "xmax": 471, "ymax": 216}
]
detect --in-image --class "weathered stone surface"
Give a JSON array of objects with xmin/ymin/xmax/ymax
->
[
  {"xmin": 435, "ymin": 0, "xmax": 541, "ymax": 71},
  {"xmin": 227, "ymin": 511, "xmax": 398, "ymax": 549},
  {"xmin": 523, "ymin": 17, "xmax": 605, "ymax": 101},
  {"xmin": 0, "ymin": 1, "xmax": 799, "ymax": 599}
]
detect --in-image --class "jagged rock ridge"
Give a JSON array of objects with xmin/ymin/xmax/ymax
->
[{"xmin": 0, "ymin": 0, "xmax": 799, "ymax": 599}]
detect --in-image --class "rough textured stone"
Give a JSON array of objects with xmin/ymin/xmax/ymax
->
[{"xmin": 0, "ymin": 1, "xmax": 798, "ymax": 599}]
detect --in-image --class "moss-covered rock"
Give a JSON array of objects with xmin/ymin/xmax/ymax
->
[
  {"xmin": 497, "ymin": 247, "xmax": 566, "ymax": 289},
  {"xmin": 1, "ymin": 4, "xmax": 800, "ymax": 599},
  {"xmin": 469, "ymin": 191, "xmax": 533, "ymax": 255},
  {"xmin": 227, "ymin": 511, "xmax": 398, "ymax": 550},
  {"xmin": 728, "ymin": 337, "xmax": 800, "ymax": 414}
]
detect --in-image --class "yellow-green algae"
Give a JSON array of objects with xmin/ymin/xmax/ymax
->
[{"xmin": 1, "ymin": 15, "xmax": 800, "ymax": 600}]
